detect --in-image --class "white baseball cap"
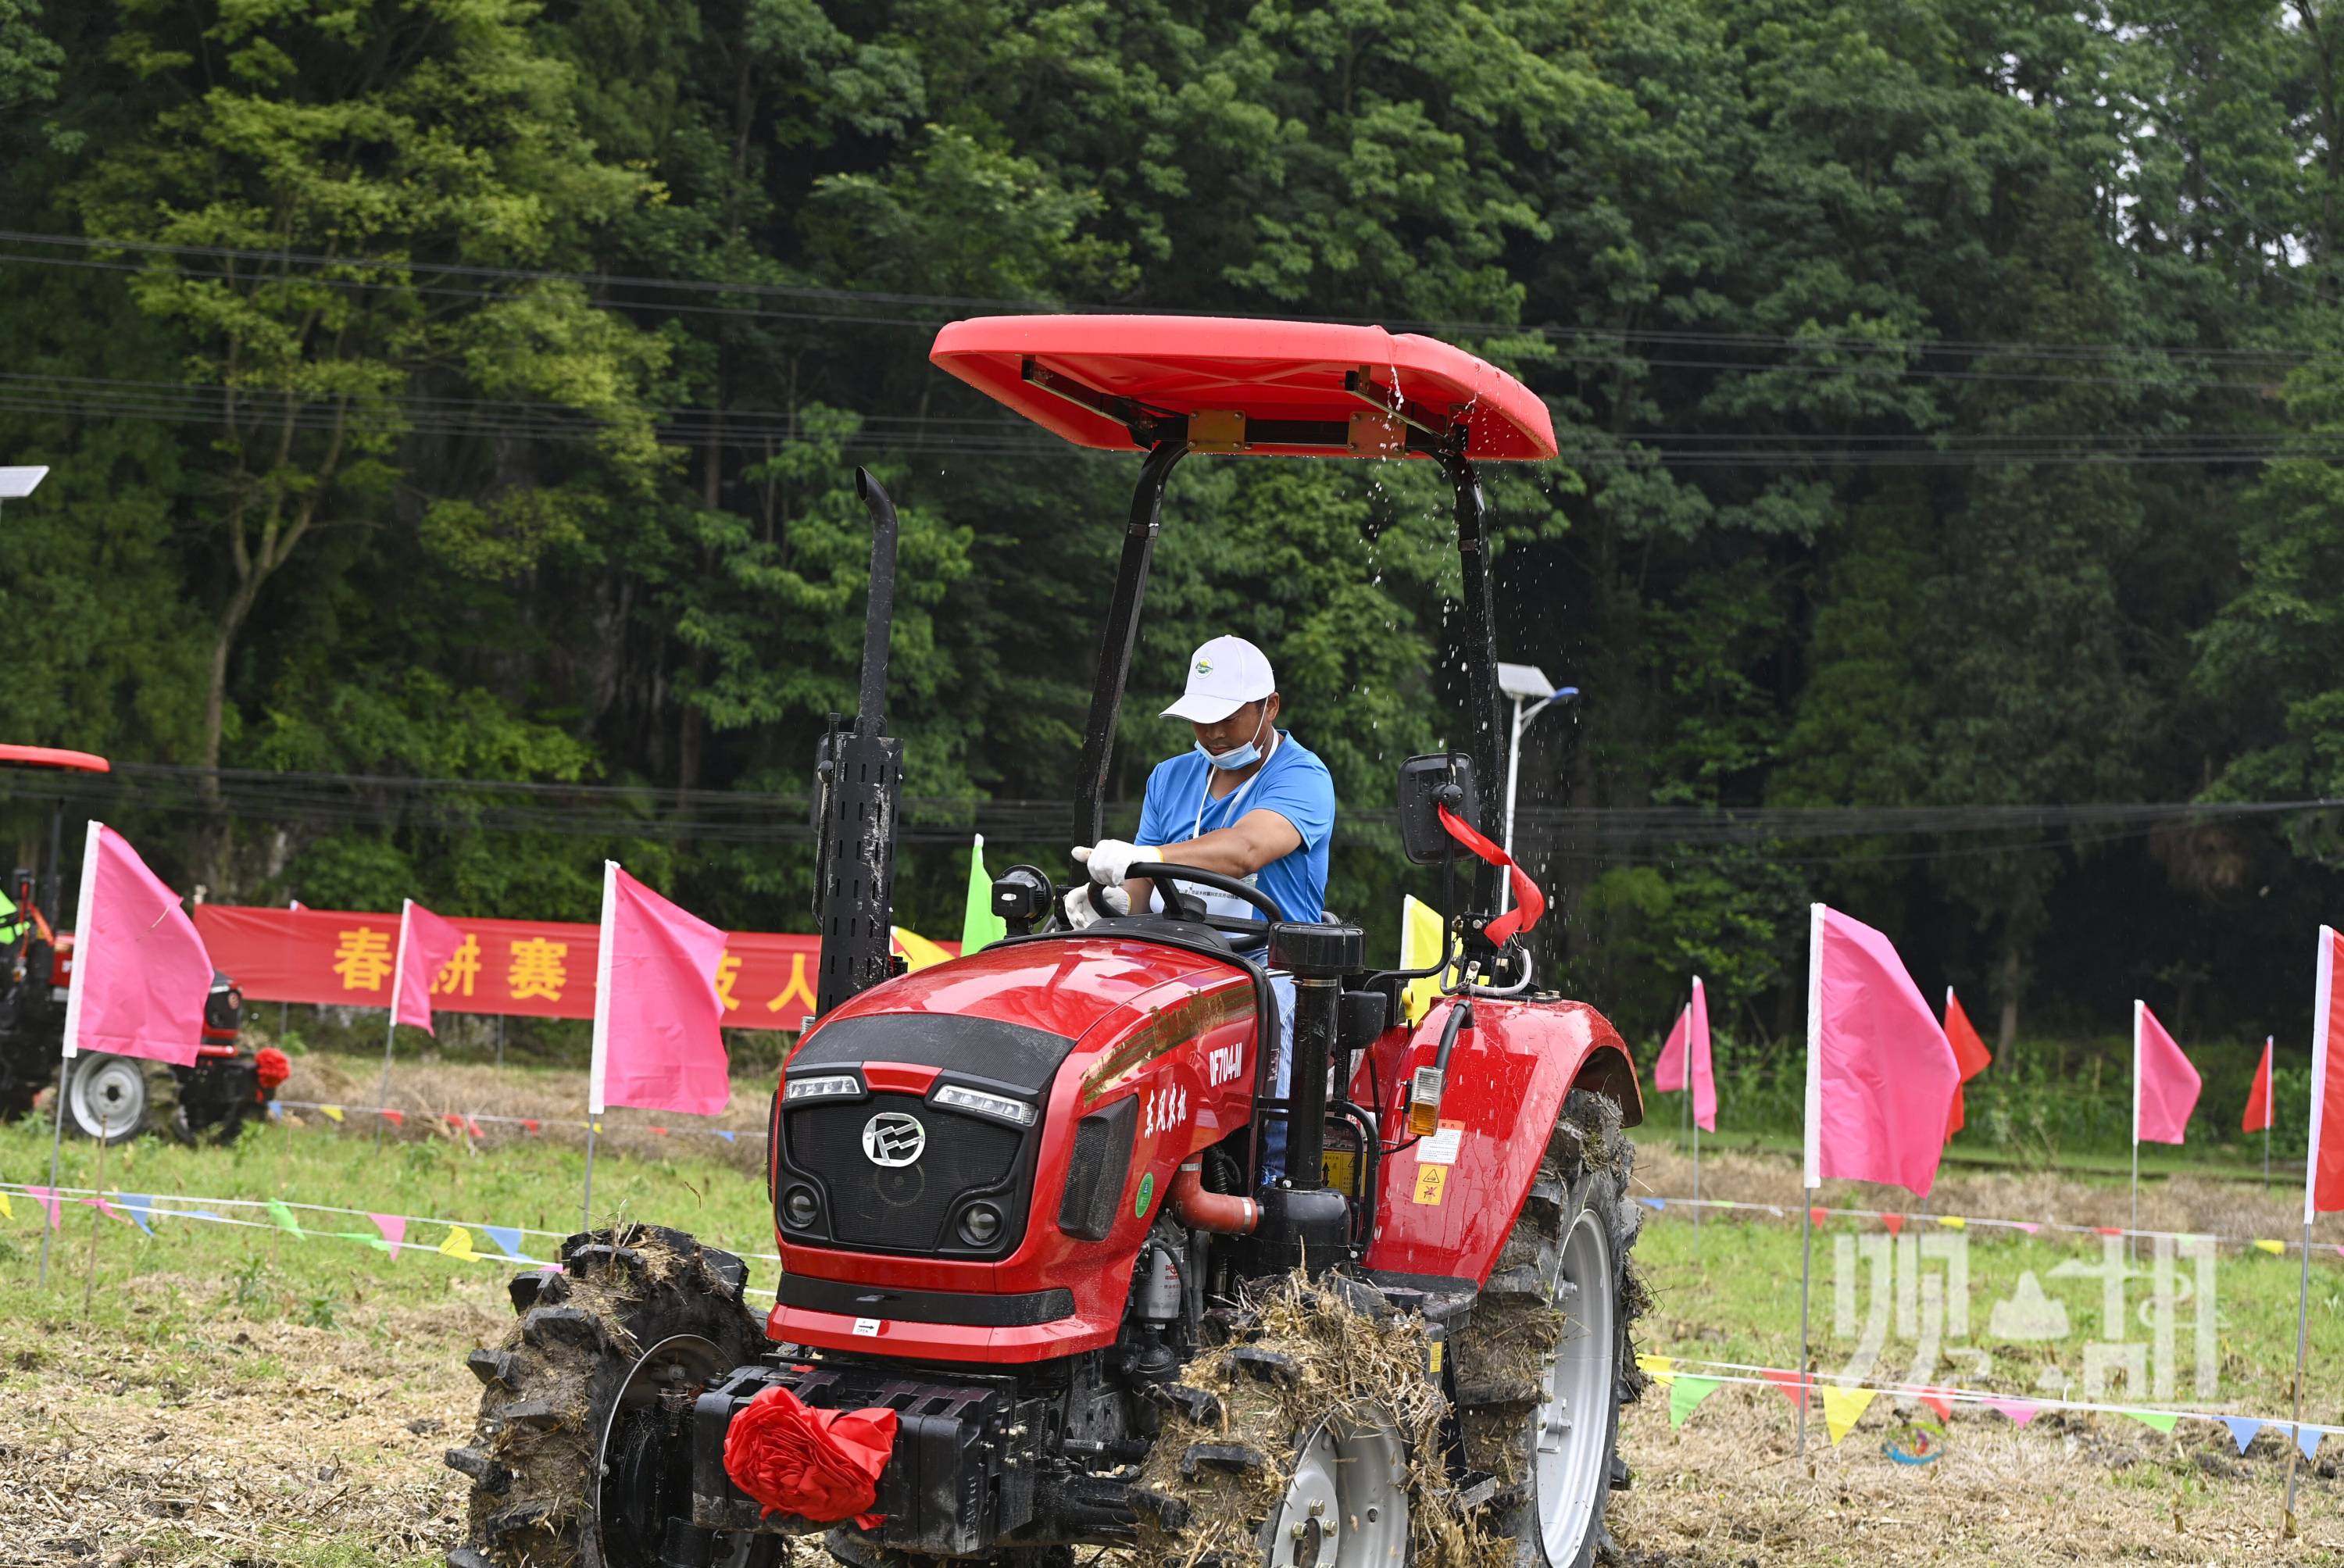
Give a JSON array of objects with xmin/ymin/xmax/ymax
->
[{"xmin": 1161, "ymin": 635, "xmax": 1276, "ymax": 723}]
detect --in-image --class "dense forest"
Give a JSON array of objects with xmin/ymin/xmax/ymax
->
[{"xmin": 5, "ymin": 0, "xmax": 2344, "ymax": 1059}]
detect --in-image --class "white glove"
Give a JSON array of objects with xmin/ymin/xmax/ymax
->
[
  {"xmin": 1072, "ymin": 838, "xmax": 1163, "ymax": 885},
  {"xmin": 1063, "ymin": 882, "xmax": 1131, "ymax": 929}
]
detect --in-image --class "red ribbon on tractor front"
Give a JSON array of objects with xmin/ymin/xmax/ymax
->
[
  {"xmin": 1435, "ymin": 803, "xmax": 1546, "ymax": 946},
  {"xmin": 722, "ymin": 1384, "xmax": 897, "ymax": 1528}
]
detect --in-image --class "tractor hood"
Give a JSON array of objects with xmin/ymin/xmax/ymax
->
[{"xmin": 768, "ymin": 934, "xmax": 1261, "ymax": 1362}]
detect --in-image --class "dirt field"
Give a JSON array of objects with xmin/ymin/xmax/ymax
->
[
  {"xmin": 7, "ymin": 1094, "xmax": 2344, "ymax": 1565},
  {"xmin": 0, "ymin": 1275, "xmax": 497, "ymax": 1566}
]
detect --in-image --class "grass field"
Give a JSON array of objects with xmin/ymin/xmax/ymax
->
[{"xmin": 5, "ymin": 1051, "xmax": 2344, "ymax": 1565}]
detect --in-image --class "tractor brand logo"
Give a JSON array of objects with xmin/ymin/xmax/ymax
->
[
  {"xmin": 1206, "ymin": 1042, "xmax": 1244, "ymax": 1086},
  {"xmin": 861, "ymin": 1111, "xmax": 926, "ymax": 1167}
]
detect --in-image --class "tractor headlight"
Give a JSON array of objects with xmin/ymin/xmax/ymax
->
[
  {"xmin": 932, "ymin": 1084, "xmax": 1036, "ymax": 1127},
  {"xmin": 785, "ymin": 1073, "xmax": 861, "ymax": 1104},
  {"xmin": 956, "ymin": 1202, "xmax": 1003, "ymax": 1247},
  {"xmin": 781, "ymin": 1186, "xmax": 820, "ymax": 1229}
]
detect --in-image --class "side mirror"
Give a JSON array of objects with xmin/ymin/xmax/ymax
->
[{"xmin": 1395, "ymin": 753, "xmax": 1479, "ymax": 866}]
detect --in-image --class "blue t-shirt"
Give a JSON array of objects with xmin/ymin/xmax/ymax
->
[{"xmin": 1134, "ymin": 731, "xmax": 1335, "ymax": 927}]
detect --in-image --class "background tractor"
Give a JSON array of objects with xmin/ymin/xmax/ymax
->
[
  {"xmin": 0, "ymin": 744, "xmax": 267, "ymax": 1143},
  {"xmin": 448, "ymin": 317, "xmax": 1649, "ymax": 1568}
]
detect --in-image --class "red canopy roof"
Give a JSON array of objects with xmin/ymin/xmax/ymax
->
[
  {"xmin": 929, "ymin": 315, "xmax": 1557, "ymax": 462},
  {"xmin": 0, "ymin": 745, "xmax": 110, "ymax": 773}
]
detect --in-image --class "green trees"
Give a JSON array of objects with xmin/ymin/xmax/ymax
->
[{"xmin": 0, "ymin": 0, "xmax": 2338, "ymax": 1046}]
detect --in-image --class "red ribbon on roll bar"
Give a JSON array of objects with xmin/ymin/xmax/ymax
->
[{"xmin": 1435, "ymin": 803, "xmax": 1546, "ymax": 947}]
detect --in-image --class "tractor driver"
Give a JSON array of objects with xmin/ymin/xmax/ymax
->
[{"xmin": 1065, "ymin": 634, "xmax": 1336, "ymax": 1179}]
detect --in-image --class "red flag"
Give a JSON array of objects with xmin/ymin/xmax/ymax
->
[
  {"xmin": 2244, "ymin": 1037, "xmax": 2274, "ymax": 1135},
  {"xmin": 2310, "ymin": 927, "xmax": 2344, "ymax": 1220},
  {"xmin": 1942, "ymin": 988, "xmax": 1993, "ymax": 1141},
  {"xmin": 391, "ymin": 899, "xmax": 467, "ymax": 1036},
  {"xmin": 590, "ymin": 862, "xmax": 731, "ymax": 1117},
  {"xmin": 59, "ymin": 823, "xmax": 213, "ymax": 1068},
  {"xmin": 2133, "ymin": 1001, "xmax": 2200, "ymax": 1146},
  {"xmin": 1803, "ymin": 905, "xmax": 1961, "ymax": 1198}
]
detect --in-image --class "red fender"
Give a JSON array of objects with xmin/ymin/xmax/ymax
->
[{"xmin": 1360, "ymin": 998, "xmax": 1640, "ymax": 1286}]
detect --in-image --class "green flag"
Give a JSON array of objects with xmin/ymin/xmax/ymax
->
[
  {"xmin": 2125, "ymin": 1409, "xmax": 2180, "ymax": 1434},
  {"xmin": 266, "ymin": 1199, "xmax": 305, "ymax": 1239},
  {"xmin": 960, "ymin": 834, "xmax": 1007, "ymax": 952},
  {"xmin": 1669, "ymin": 1374, "xmax": 1722, "ymax": 1428}
]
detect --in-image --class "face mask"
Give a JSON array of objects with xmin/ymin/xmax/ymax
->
[{"xmin": 1195, "ymin": 708, "xmax": 1268, "ymax": 771}]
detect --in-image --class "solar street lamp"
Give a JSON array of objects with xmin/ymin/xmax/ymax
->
[{"xmin": 1497, "ymin": 662, "xmax": 1579, "ymax": 914}]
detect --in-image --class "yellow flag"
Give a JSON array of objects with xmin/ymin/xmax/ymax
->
[
  {"xmin": 0, "ymin": 1190, "xmax": 12, "ymax": 1220},
  {"xmin": 892, "ymin": 927, "xmax": 955, "ymax": 973},
  {"xmin": 438, "ymin": 1225, "xmax": 477, "ymax": 1261},
  {"xmin": 1936, "ymin": 1215, "xmax": 1967, "ymax": 1230},
  {"xmin": 320, "ymin": 1104, "xmax": 345, "ymax": 1123},
  {"xmin": 1400, "ymin": 896, "xmax": 1456, "ymax": 1026},
  {"xmin": 2256, "ymin": 1238, "xmax": 2287, "ymax": 1256},
  {"xmin": 1635, "ymin": 1354, "xmax": 1676, "ymax": 1386},
  {"xmin": 1822, "ymin": 1384, "xmax": 1879, "ymax": 1446}
]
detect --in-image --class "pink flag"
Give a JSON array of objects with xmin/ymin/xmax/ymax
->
[
  {"xmin": 1654, "ymin": 1005, "xmax": 1689, "ymax": 1093},
  {"xmin": 24, "ymin": 1184, "xmax": 61, "ymax": 1229},
  {"xmin": 1685, "ymin": 977, "xmax": 1715, "ymax": 1132},
  {"xmin": 1651, "ymin": 977, "xmax": 1716, "ymax": 1130},
  {"xmin": 589, "ymin": 862, "xmax": 731, "ymax": 1117},
  {"xmin": 2308, "ymin": 927, "xmax": 2344, "ymax": 1221},
  {"xmin": 391, "ymin": 899, "xmax": 466, "ymax": 1035},
  {"xmin": 371, "ymin": 1213, "xmax": 407, "ymax": 1259},
  {"xmin": 2133, "ymin": 1000, "xmax": 2200, "ymax": 1146},
  {"xmin": 60, "ymin": 822, "xmax": 212, "ymax": 1067},
  {"xmin": 1803, "ymin": 905, "xmax": 1960, "ymax": 1198}
]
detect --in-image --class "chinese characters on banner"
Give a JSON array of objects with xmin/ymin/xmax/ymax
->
[{"xmin": 192, "ymin": 905, "xmax": 869, "ymax": 1032}]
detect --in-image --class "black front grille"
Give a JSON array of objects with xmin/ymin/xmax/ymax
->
[{"xmin": 784, "ymin": 1093, "xmax": 1027, "ymax": 1254}]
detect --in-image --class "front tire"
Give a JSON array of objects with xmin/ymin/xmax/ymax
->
[
  {"xmin": 445, "ymin": 1224, "xmax": 777, "ymax": 1568},
  {"xmin": 1458, "ymin": 1089, "xmax": 1647, "ymax": 1568},
  {"xmin": 66, "ymin": 1052, "xmax": 151, "ymax": 1143}
]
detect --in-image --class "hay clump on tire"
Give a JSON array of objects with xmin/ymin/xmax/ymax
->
[
  {"xmin": 449, "ymin": 1223, "xmax": 763, "ymax": 1568},
  {"xmin": 1456, "ymin": 1089, "xmax": 1650, "ymax": 1563},
  {"xmin": 1135, "ymin": 1270, "xmax": 1500, "ymax": 1568}
]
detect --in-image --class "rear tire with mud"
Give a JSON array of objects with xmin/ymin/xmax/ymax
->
[
  {"xmin": 445, "ymin": 1224, "xmax": 778, "ymax": 1568},
  {"xmin": 1456, "ymin": 1089, "xmax": 1647, "ymax": 1568}
]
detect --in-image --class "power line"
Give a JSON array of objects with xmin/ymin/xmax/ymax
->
[
  {"xmin": 0, "ymin": 227, "xmax": 2326, "ymax": 366},
  {"xmin": 0, "ymin": 761, "xmax": 2327, "ymax": 861},
  {"xmin": 5, "ymin": 379, "xmax": 2340, "ymax": 470}
]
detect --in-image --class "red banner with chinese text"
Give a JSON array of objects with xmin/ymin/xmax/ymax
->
[{"xmin": 192, "ymin": 905, "xmax": 883, "ymax": 1032}]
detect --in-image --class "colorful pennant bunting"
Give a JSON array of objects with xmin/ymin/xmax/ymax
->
[
  {"xmin": 1822, "ymin": 1384, "xmax": 1879, "ymax": 1446},
  {"xmin": 1670, "ymin": 1376, "xmax": 1722, "ymax": 1428}
]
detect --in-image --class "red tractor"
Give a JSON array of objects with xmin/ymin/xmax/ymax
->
[
  {"xmin": 447, "ymin": 319, "xmax": 1649, "ymax": 1568},
  {"xmin": 0, "ymin": 745, "xmax": 268, "ymax": 1143}
]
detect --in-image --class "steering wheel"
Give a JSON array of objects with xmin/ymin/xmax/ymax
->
[{"xmin": 1087, "ymin": 860, "xmax": 1287, "ymax": 938}]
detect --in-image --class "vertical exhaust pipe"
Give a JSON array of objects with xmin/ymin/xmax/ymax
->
[{"xmin": 810, "ymin": 470, "xmax": 906, "ymax": 1020}]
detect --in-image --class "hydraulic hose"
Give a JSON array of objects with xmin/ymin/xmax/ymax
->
[{"xmin": 1170, "ymin": 1159, "xmax": 1258, "ymax": 1234}]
